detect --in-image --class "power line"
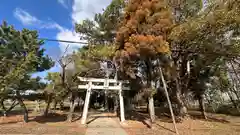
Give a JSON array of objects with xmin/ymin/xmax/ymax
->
[
  {"xmin": 38, "ymin": 38, "xmax": 88, "ymax": 44},
  {"xmin": 37, "ymin": 38, "xmax": 239, "ymax": 57}
]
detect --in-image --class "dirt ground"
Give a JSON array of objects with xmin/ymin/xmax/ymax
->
[
  {"xmin": 122, "ymin": 110, "xmax": 240, "ymax": 135},
  {"xmin": 0, "ymin": 112, "xmax": 86, "ymax": 135},
  {"xmin": 0, "ymin": 110, "xmax": 240, "ymax": 135}
]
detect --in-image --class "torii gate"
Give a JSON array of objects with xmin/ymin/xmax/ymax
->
[{"xmin": 77, "ymin": 77, "xmax": 130, "ymax": 124}]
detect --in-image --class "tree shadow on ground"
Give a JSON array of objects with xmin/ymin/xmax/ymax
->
[
  {"xmin": 155, "ymin": 123, "xmax": 176, "ymax": 133},
  {"xmin": 126, "ymin": 107, "xmax": 230, "ymax": 129},
  {"xmin": 0, "ymin": 110, "xmax": 34, "ymax": 125},
  {"xmin": 71, "ymin": 114, "xmax": 81, "ymax": 122},
  {"xmin": 86, "ymin": 116, "xmax": 100, "ymax": 124},
  {"xmin": 30, "ymin": 113, "xmax": 67, "ymax": 123},
  {"xmin": 188, "ymin": 111, "xmax": 230, "ymax": 123},
  {"xmin": 0, "ymin": 121, "xmax": 23, "ymax": 125},
  {"xmin": 125, "ymin": 110, "xmax": 152, "ymax": 128},
  {"xmin": 0, "ymin": 109, "xmax": 33, "ymax": 117},
  {"xmin": 86, "ymin": 115, "xmax": 118, "ymax": 124},
  {"xmin": 154, "ymin": 107, "xmax": 230, "ymax": 123}
]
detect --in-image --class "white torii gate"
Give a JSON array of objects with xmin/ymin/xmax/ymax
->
[{"xmin": 77, "ymin": 77, "xmax": 130, "ymax": 124}]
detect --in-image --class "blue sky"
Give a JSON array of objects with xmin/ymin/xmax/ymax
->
[{"xmin": 0, "ymin": 0, "xmax": 112, "ymax": 80}]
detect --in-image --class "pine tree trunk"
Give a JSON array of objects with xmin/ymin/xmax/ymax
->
[
  {"xmin": 125, "ymin": 94, "xmax": 132, "ymax": 112},
  {"xmin": 44, "ymin": 94, "xmax": 53, "ymax": 117},
  {"xmin": 175, "ymin": 78, "xmax": 187, "ymax": 117},
  {"xmin": 229, "ymin": 73, "xmax": 240, "ymax": 101},
  {"xmin": 1, "ymin": 99, "xmax": 19, "ymax": 117},
  {"xmin": 6, "ymin": 100, "xmax": 19, "ymax": 116},
  {"xmin": 104, "ymin": 91, "xmax": 108, "ymax": 112},
  {"xmin": 60, "ymin": 101, "xmax": 64, "ymax": 110},
  {"xmin": 198, "ymin": 95, "xmax": 207, "ymax": 119},
  {"xmin": 227, "ymin": 91, "xmax": 239, "ymax": 112},
  {"xmin": 68, "ymin": 93, "xmax": 76, "ymax": 122},
  {"xmin": 35, "ymin": 100, "xmax": 40, "ymax": 112},
  {"xmin": 231, "ymin": 87, "xmax": 240, "ymax": 101},
  {"xmin": 229, "ymin": 61, "xmax": 240, "ymax": 100},
  {"xmin": 148, "ymin": 97, "xmax": 155, "ymax": 123},
  {"xmin": 16, "ymin": 91, "xmax": 28, "ymax": 123},
  {"xmin": 230, "ymin": 61, "xmax": 240, "ymax": 85},
  {"xmin": 145, "ymin": 58, "xmax": 155, "ymax": 123},
  {"xmin": 114, "ymin": 97, "xmax": 119, "ymax": 114},
  {"xmin": 77, "ymin": 98, "xmax": 80, "ymax": 108},
  {"xmin": 146, "ymin": 102, "xmax": 149, "ymax": 113},
  {"xmin": 1, "ymin": 98, "xmax": 7, "ymax": 117},
  {"xmin": 53, "ymin": 100, "xmax": 58, "ymax": 110}
]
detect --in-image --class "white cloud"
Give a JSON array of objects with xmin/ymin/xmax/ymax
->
[
  {"xmin": 41, "ymin": 22, "xmax": 64, "ymax": 31},
  {"xmin": 15, "ymin": 0, "xmax": 113, "ymax": 56},
  {"xmin": 58, "ymin": 0, "xmax": 68, "ymax": 9},
  {"xmin": 72, "ymin": 0, "xmax": 112, "ymax": 23},
  {"xmin": 14, "ymin": 8, "xmax": 64, "ymax": 31},
  {"xmin": 13, "ymin": 8, "xmax": 82, "ymax": 55},
  {"xmin": 56, "ymin": 28, "xmax": 85, "ymax": 55},
  {"xmin": 56, "ymin": 0, "xmax": 112, "ymax": 54},
  {"xmin": 14, "ymin": 8, "xmax": 41, "ymax": 25}
]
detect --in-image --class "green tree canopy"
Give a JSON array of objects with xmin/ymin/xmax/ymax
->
[
  {"xmin": 75, "ymin": 0, "xmax": 125, "ymax": 44},
  {"xmin": 0, "ymin": 21, "xmax": 54, "ymax": 94}
]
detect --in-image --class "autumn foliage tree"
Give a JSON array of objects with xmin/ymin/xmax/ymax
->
[{"xmin": 115, "ymin": 0, "xmax": 173, "ymax": 122}]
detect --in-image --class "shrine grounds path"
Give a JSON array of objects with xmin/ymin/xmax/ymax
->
[{"xmin": 84, "ymin": 113, "xmax": 128, "ymax": 135}]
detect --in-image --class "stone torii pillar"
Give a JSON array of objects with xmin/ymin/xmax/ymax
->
[
  {"xmin": 81, "ymin": 81, "xmax": 92, "ymax": 124},
  {"xmin": 119, "ymin": 82, "xmax": 125, "ymax": 122}
]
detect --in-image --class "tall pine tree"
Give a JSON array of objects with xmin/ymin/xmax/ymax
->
[{"xmin": 115, "ymin": 0, "xmax": 173, "ymax": 122}]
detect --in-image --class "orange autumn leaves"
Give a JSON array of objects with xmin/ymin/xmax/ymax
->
[
  {"xmin": 126, "ymin": 35, "xmax": 169, "ymax": 56},
  {"xmin": 116, "ymin": 0, "xmax": 172, "ymax": 59}
]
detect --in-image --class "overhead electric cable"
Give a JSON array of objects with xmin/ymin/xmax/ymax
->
[
  {"xmin": 37, "ymin": 38, "xmax": 238, "ymax": 57},
  {"xmin": 38, "ymin": 38, "xmax": 88, "ymax": 44}
]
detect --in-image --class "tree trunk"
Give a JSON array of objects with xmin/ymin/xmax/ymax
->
[
  {"xmin": 228, "ymin": 68, "xmax": 240, "ymax": 101},
  {"xmin": 68, "ymin": 93, "xmax": 76, "ymax": 122},
  {"xmin": 148, "ymin": 97, "xmax": 155, "ymax": 123},
  {"xmin": 6, "ymin": 100, "xmax": 19, "ymax": 116},
  {"xmin": 104, "ymin": 91, "xmax": 108, "ymax": 112},
  {"xmin": 229, "ymin": 61, "xmax": 240, "ymax": 102},
  {"xmin": 53, "ymin": 100, "xmax": 58, "ymax": 110},
  {"xmin": 125, "ymin": 94, "xmax": 132, "ymax": 112},
  {"xmin": 44, "ymin": 94, "xmax": 53, "ymax": 117},
  {"xmin": 16, "ymin": 91, "xmax": 28, "ymax": 123},
  {"xmin": 145, "ymin": 58, "xmax": 155, "ymax": 123},
  {"xmin": 0, "ymin": 98, "xmax": 7, "ymax": 116},
  {"xmin": 114, "ymin": 96, "xmax": 119, "ymax": 114},
  {"xmin": 230, "ymin": 61, "xmax": 240, "ymax": 85},
  {"xmin": 227, "ymin": 91, "xmax": 239, "ymax": 112},
  {"xmin": 232, "ymin": 88, "xmax": 240, "ymax": 101},
  {"xmin": 198, "ymin": 95, "xmax": 207, "ymax": 119},
  {"xmin": 1, "ymin": 99, "xmax": 19, "ymax": 117},
  {"xmin": 146, "ymin": 102, "xmax": 149, "ymax": 113},
  {"xmin": 175, "ymin": 78, "xmax": 187, "ymax": 117},
  {"xmin": 59, "ymin": 101, "xmax": 64, "ymax": 110},
  {"xmin": 77, "ymin": 98, "xmax": 80, "ymax": 108},
  {"xmin": 35, "ymin": 100, "xmax": 40, "ymax": 112}
]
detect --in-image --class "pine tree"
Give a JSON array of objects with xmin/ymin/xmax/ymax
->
[
  {"xmin": 115, "ymin": 0, "xmax": 173, "ymax": 122},
  {"xmin": 75, "ymin": 0, "xmax": 125, "ymax": 45},
  {"xmin": 0, "ymin": 21, "xmax": 54, "ymax": 122}
]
